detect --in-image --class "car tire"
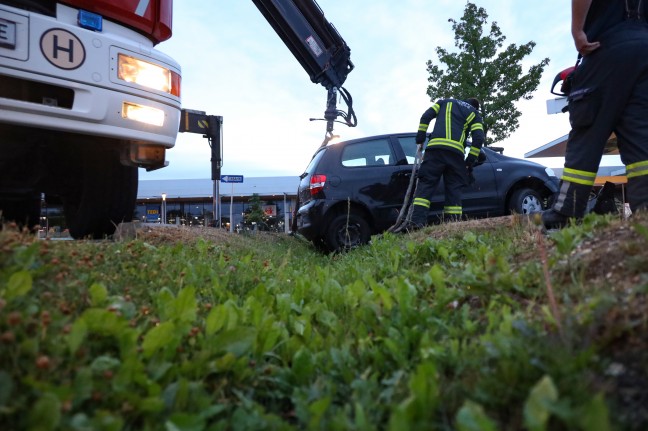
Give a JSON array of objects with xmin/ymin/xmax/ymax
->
[
  {"xmin": 64, "ymin": 146, "xmax": 138, "ymax": 239},
  {"xmin": 323, "ymin": 211, "xmax": 371, "ymax": 253},
  {"xmin": 509, "ymin": 187, "xmax": 544, "ymax": 214}
]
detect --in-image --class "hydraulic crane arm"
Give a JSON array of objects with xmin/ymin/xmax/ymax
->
[{"xmin": 251, "ymin": 0, "xmax": 357, "ymax": 145}]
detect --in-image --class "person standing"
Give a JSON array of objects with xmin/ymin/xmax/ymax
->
[
  {"xmin": 407, "ymin": 97, "xmax": 485, "ymax": 229},
  {"xmin": 541, "ymin": 0, "xmax": 648, "ymax": 228}
]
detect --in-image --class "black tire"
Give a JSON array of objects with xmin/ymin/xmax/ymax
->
[
  {"xmin": 64, "ymin": 146, "xmax": 138, "ymax": 239},
  {"xmin": 0, "ymin": 135, "xmax": 41, "ymax": 230},
  {"xmin": 509, "ymin": 187, "xmax": 544, "ymax": 215},
  {"xmin": 0, "ymin": 193, "xmax": 41, "ymax": 229},
  {"xmin": 323, "ymin": 211, "xmax": 371, "ymax": 253}
]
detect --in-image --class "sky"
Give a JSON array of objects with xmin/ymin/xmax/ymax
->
[{"xmin": 140, "ymin": 0, "xmax": 616, "ymax": 181}]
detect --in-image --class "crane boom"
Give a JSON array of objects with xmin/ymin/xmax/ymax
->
[{"xmin": 251, "ymin": 0, "xmax": 356, "ymax": 144}]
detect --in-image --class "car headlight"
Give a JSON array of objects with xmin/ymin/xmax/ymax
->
[
  {"xmin": 545, "ymin": 167, "xmax": 557, "ymax": 178},
  {"xmin": 118, "ymin": 54, "xmax": 181, "ymax": 97}
]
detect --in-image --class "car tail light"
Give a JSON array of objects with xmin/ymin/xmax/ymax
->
[{"xmin": 310, "ymin": 174, "xmax": 326, "ymax": 195}]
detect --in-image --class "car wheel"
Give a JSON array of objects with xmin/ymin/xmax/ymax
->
[
  {"xmin": 64, "ymin": 146, "xmax": 138, "ymax": 239},
  {"xmin": 323, "ymin": 211, "xmax": 371, "ymax": 253},
  {"xmin": 509, "ymin": 187, "xmax": 544, "ymax": 214}
]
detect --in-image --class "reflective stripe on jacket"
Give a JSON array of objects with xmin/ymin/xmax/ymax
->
[{"xmin": 416, "ymin": 98, "xmax": 485, "ymax": 156}]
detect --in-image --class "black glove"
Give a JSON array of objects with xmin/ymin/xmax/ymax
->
[
  {"xmin": 465, "ymin": 153, "xmax": 477, "ymax": 168},
  {"xmin": 415, "ymin": 131, "xmax": 426, "ymax": 145}
]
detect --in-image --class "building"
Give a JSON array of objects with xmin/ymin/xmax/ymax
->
[{"xmin": 136, "ymin": 176, "xmax": 300, "ymax": 231}]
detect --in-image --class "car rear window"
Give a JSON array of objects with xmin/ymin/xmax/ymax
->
[
  {"xmin": 302, "ymin": 148, "xmax": 327, "ymax": 176},
  {"xmin": 341, "ymin": 138, "xmax": 394, "ymax": 167}
]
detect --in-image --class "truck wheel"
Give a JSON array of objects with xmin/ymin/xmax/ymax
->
[
  {"xmin": 323, "ymin": 211, "xmax": 370, "ymax": 253},
  {"xmin": 64, "ymin": 146, "xmax": 137, "ymax": 239},
  {"xmin": 0, "ymin": 194, "xmax": 41, "ymax": 230},
  {"xmin": 509, "ymin": 188, "xmax": 544, "ymax": 215},
  {"xmin": 0, "ymin": 137, "xmax": 41, "ymax": 230}
]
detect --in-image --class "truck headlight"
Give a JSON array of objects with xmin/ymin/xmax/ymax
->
[
  {"xmin": 118, "ymin": 54, "xmax": 181, "ymax": 96},
  {"xmin": 122, "ymin": 102, "xmax": 165, "ymax": 126}
]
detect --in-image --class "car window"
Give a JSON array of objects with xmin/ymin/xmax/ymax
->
[
  {"xmin": 341, "ymin": 139, "xmax": 394, "ymax": 167},
  {"xmin": 303, "ymin": 148, "xmax": 327, "ymax": 176},
  {"xmin": 396, "ymin": 136, "xmax": 419, "ymax": 164}
]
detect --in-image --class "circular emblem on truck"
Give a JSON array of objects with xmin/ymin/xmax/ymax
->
[{"xmin": 40, "ymin": 28, "xmax": 86, "ymax": 70}]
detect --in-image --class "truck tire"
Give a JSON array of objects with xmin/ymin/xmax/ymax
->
[
  {"xmin": 64, "ymin": 146, "xmax": 138, "ymax": 239},
  {"xmin": 0, "ymin": 193, "xmax": 41, "ymax": 229},
  {"xmin": 509, "ymin": 187, "xmax": 544, "ymax": 215},
  {"xmin": 323, "ymin": 211, "xmax": 370, "ymax": 253},
  {"xmin": 0, "ymin": 136, "xmax": 41, "ymax": 230}
]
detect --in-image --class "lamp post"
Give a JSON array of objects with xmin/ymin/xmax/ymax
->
[
  {"xmin": 161, "ymin": 193, "xmax": 167, "ymax": 224},
  {"xmin": 283, "ymin": 193, "xmax": 289, "ymax": 234}
]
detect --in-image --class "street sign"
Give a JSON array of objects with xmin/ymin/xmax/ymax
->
[{"xmin": 220, "ymin": 175, "xmax": 244, "ymax": 183}]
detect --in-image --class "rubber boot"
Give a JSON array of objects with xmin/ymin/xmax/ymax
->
[
  {"xmin": 540, "ymin": 181, "xmax": 592, "ymax": 228},
  {"xmin": 627, "ymin": 175, "xmax": 648, "ymax": 213},
  {"xmin": 405, "ymin": 205, "xmax": 428, "ymax": 232}
]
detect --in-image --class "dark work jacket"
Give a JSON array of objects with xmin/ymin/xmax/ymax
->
[{"xmin": 416, "ymin": 98, "xmax": 485, "ymax": 159}]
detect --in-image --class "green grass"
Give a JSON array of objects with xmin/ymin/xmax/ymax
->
[{"xmin": 1, "ymin": 214, "xmax": 647, "ymax": 431}]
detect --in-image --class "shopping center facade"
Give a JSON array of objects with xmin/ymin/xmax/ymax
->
[{"xmin": 135, "ymin": 176, "xmax": 300, "ymax": 231}]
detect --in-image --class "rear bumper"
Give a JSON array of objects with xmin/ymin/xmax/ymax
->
[{"xmin": 296, "ymin": 199, "xmax": 333, "ymax": 241}]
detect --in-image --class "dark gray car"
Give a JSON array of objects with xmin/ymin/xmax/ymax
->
[{"xmin": 296, "ymin": 133, "xmax": 559, "ymax": 252}]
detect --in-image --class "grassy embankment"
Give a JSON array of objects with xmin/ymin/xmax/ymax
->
[{"xmin": 1, "ymin": 213, "xmax": 647, "ymax": 430}]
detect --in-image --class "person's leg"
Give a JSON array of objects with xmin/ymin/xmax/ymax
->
[
  {"xmin": 442, "ymin": 155, "xmax": 467, "ymax": 222},
  {"xmin": 615, "ymin": 74, "xmax": 648, "ymax": 213},
  {"xmin": 543, "ymin": 43, "xmax": 635, "ymax": 227},
  {"xmin": 410, "ymin": 150, "xmax": 444, "ymax": 226}
]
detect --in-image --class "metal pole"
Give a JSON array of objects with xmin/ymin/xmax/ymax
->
[
  {"xmin": 284, "ymin": 193, "xmax": 289, "ymax": 233},
  {"xmin": 229, "ymin": 183, "xmax": 234, "ymax": 233},
  {"xmin": 161, "ymin": 193, "xmax": 167, "ymax": 224},
  {"xmin": 213, "ymin": 180, "xmax": 220, "ymax": 227}
]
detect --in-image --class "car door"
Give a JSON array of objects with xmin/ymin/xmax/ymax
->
[
  {"xmin": 393, "ymin": 135, "xmax": 500, "ymax": 218},
  {"xmin": 461, "ymin": 148, "xmax": 500, "ymax": 216},
  {"xmin": 336, "ymin": 137, "xmax": 404, "ymax": 230}
]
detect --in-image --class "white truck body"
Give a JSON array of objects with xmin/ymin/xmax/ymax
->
[
  {"xmin": 0, "ymin": 1, "xmax": 181, "ymax": 157},
  {"xmin": 0, "ymin": 0, "xmax": 181, "ymax": 238}
]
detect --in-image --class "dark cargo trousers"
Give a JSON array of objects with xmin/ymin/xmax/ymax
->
[
  {"xmin": 410, "ymin": 148, "xmax": 467, "ymax": 226},
  {"xmin": 556, "ymin": 21, "xmax": 648, "ymax": 216}
]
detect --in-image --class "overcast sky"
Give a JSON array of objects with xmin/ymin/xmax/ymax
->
[{"xmin": 141, "ymin": 0, "xmax": 605, "ymax": 181}]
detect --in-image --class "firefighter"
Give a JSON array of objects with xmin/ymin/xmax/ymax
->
[
  {"xmin": 406, "ymin": 98, "xmax": 485, "ymax": 229},
  {"xmin": 540, "ymin": 0, "xmax": 648, "ymax": 228}
]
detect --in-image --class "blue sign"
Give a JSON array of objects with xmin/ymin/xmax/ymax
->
[
  {"xmin": 220, "ymin": 175, "xmax": 244, "ymax": 183},
  {"xmin": 145, "ymin": 204, "xmax": 160, "ymax": 222}
]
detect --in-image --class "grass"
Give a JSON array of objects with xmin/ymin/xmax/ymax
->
[{"xmin": 1, "ymin": 213, "xmax": 647, "ymax": 431}]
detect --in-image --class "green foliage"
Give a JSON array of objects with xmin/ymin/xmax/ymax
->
[
  {"xmin": 426, "ymin": 2, "xmax": 550, "ymax": 145},
  {"xmin": 244, "ymin": 193, "xmax": 267, "ymax": 225},
  {"xmin": 0, "ymin": 213, "xmax": 646, "ymax": 430}
]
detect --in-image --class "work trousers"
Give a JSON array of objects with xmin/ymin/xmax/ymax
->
[
  {"xmin": 411, "ymin": 148, "xmax": 467, "ymax": 225},
  {"xmin": 558, "ymin": 21, "xmax": 648, "ymax": 214}
]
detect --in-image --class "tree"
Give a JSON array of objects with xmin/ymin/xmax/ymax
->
[
  {"xmin": 426, "ymin": 2, "xmax": 549, "ymax": 146},
  {"xmin": 244, "ymin": 193, "xmax": 267, "ymax": 226}
]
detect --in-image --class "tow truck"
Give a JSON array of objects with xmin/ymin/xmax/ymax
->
[{"xmin": 0, "ymin": 0, "xmax": 355, "ymax": 238}]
